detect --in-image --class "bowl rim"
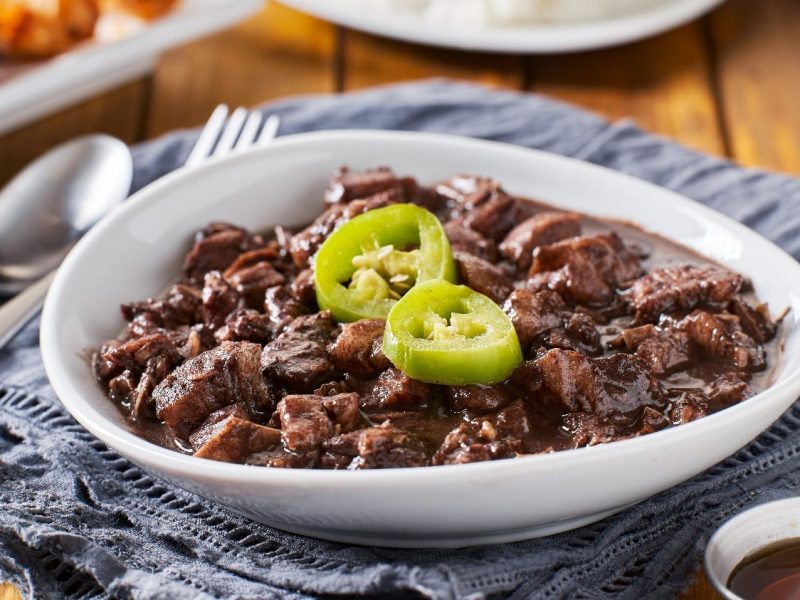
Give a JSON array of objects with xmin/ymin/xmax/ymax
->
[{"xmin": 40, "ymin": 128, "xmax": 800, "ymax": 487}]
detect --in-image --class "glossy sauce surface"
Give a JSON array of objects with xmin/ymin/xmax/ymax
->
[
  {"xmin": 125, "ymin": 198, "xmax": 783, "ymax": 457},
  {"xmin": 728, "ymin": 540, "xmax": 800, "ymax": 600},
  {"xmin": 94, "ymin": 169, "xmax": 786, "ymax": 470}
]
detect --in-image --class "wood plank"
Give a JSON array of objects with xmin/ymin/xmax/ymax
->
[
  {"xmin": 0, "ymin": 583, "xmax": 22, "ymax": 600},
  {"xmin": 709, "ymin": 0, "xmax": 800, "ymax": 174},
  {"xmin": 145, "ymin": 2, "xmax": 336, "ymax": 138},
  {"xmin": 341, "ymin": 30, "xmax": 525, "ymax": 90},
  {"xmin": 527, "ymin": 23, "xmax": 726, "ymax": 157},
  {"xmin": 679, "ymin": 571, "xmax": 718, "ymax": 600},
  {"xmin": 0, "ymin": 79, "xmax": 149, "ymax": 187}
]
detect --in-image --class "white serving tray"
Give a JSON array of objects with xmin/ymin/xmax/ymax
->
[{"xmin": 0, "ymin": 0, "xmax": 262, "ymax": 136}]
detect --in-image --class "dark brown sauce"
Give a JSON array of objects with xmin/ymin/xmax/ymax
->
[
  {"xmin": 109, "ymin": 190, "xmax": 786, "ymax": 464},
  {"xmin": 728, "ymin": 540, "xmax": 800, "ymax": 600},
  {"xmin": 519, "ymin": 197, "xmax": 784, "ymax": 397}
]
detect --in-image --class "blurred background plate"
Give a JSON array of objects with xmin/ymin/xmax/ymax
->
[
  {"xmin": 0, "ymin": 0, "xmax": 262, "ymax": 136},
  {"xmin": 277, "ymin": 0, "xmax": 726, "ymax": 53}
]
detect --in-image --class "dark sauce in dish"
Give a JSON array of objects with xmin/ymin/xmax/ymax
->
[
  {"xmin": 92, "ymin": 168, "xmax": 785, "ymax": 469},
  {"xmin": 728, "ymin": 540, "xmax": 800, "ymax": 600}
]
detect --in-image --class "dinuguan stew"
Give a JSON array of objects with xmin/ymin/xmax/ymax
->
[{"xmin": 93, "ymin": 167, "xmax": 783, "ymax": 469}]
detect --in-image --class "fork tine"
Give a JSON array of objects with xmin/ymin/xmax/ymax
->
[
  {"xmin": 214, "ymin": 107, "xmax": 248, "ymax": 158},
  {"xmin": 184, "ymin": 104, "xmax": 228, "ymax": 168},
  {"xmin": 234, "ymin": 111, "xmax": 263, "ymax": 151},
  {"xmin": 257, "ymin": 114, "xmax": 280, "ymax": 145}
]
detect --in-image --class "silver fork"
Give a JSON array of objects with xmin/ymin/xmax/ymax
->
[{"xmin": 185, "ymin": 105, "xmax": 280, "ymax": 167}]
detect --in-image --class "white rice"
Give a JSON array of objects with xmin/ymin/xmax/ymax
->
[{"xmin": 365, "ymin": 0, "xmax": 670, "ymax": 26}]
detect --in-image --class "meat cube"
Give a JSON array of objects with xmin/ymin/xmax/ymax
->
[
  {"xmin": 442, "ymin": 384, "xmax": 513, "ymax": 414},
  {"xmin": 314, "ymin": 381, "xmax": 351, "ymax": 396},
  {"xmin": 125, "ymin": 311, "xmax": 164, "ymax": 339},
  {"xmin": 129, "ymin": 354, "xmax": 175, "ymax": 419},
  {"xmin": 535, "ymin": 349, "xmax": 665, "ymax": 415},
  {"xmin": 621, "ymin": 325, "xmax": 691, "ymax": 376},
  {"xmin": 183, "ymin": 223, "xmax": 258, "ymax": 283},
  {"xmin": 290, "ymin": 268, "xmax": 317, "ymax": 308},
  {"xmin": 246, "ymin": 448, "xmax": 318, "ymax": 469},
  {"xmin": 436, "ymin": 176, "xmax": 521, "ymax": 240},
  {"xmin": 321, "ymin": 424, "xmax": 428, "ymax": 469},
  {"xmin": 153, "ymin": 341, "xmax": 273, "ymax": 439},
  {"xmin": 366, "ymin": 368, "xmax": 432, "ymax": 411},
  {"xmin": 528, "ymin": 233, "xmax": 642, "ymax": 306},
  {"xmin": 706, "ymin": 373, "xmax": 755, "ymax": 407},
  {"xmin": 324, "ymin": 166, "xmax": 406, "ymax": 205},
  {"xmin": 106, "ymin": 358, "xmax": 172, "ymax": 420},
  {"xmin": 329, "ymin": 319, "xmax": 390, "ymax": 376},
  {"xmin": 730, "ymin": 298, "xmax": 778, "ymax": 344},
  {"xmin": 193, "ymin": 416, "xmax": 281, "ymax": 463},
  {"xmin": 222, "ymin": 246, "xmax": 281, "ymax": 276},
  {"xmin": 264, "ymin": 285, "xmax": 310, "ymax": 335},
  {"xmin": 94, "ymin": 333, "xmax": 183, "ymax": 382},
  {"xmin": 319, "ymin": 431, "xmax": 360, "ymax": 469},
  {"xmin": 547, "ymin": 313, "xmax": 602, "ymax": 356},
  {"xmin": 121, "ymin": 283, "xmax": 202, "ymax": 332},
  {"xmin": 224, "ymin": 260, "xmax": 284, "ymax": 309},
  {"xmin": 454, "ymin": 251, "xmax": 514, "ymax": 304},
  {"xmin": 351, "ymin": 425, "xmax": 426, "ymax": 468},
  {"xmin": 500, "ymin": 212, "xmax": 582, "ymax": 271},
  {"xmin": 502, "ymin": 289, "xmax": 600, "ymax": 354},
  {"xmin": 669, "ymin": 390, "xmax": 711, "ymax": 425},
  {"xmin": 509, "ymin": 360, "xmax": 543, "ymax": 398},
  {"xmin": 627, "ymin": 265, "xmax": 744, "ymax": 324},
  {"xmin": 188, "ymin": 404, "xmax": 251, "ymax": 450},
  {"xmin": 108, "ymin": 370, "xmax": 137, "ymax": 405},
  {"xmin": 220, "ymin": 246, "xmax": 286, "ymax": 309},
  {"xmin": 321, "ymin": 392, "xmax": 362, "ymax": 434},
  {"xmin": 432, "ymin": 421, "xmax": 521, "ymax": 465},
  {"xmin": 503, "ymin": 289, "xmax": 569, "ymax": 349},
  {"xmin": 493, "ymin": 399, "xmax": 534, "ymax": 444},
  {"xmin": 563, "ymin": 413, "xmax": 621, "ymax": 447},
  {"xmin": 678, "ymin": 310, "xmax": 765, "ymax": 370},
  {"xmin": 443, "ymin": 221, "xmax": 500, "ymax": 262},
  {"xmin": 634, "ymin": 406, "xmax": 671, "ymax": 436},
  {"xmin": 202, "ymin": 271, "xmax": 241, "ymax": 329},
  {"xmin": 276, "ymin": 395, "xmax": 334, "ymax": 452},
  {"xmin": 261, "ymin": 312, "xmax": 338, "ymax": 391},
  {"xmin": 566, "ymin": 404, "xmax": 669, "ymax": 447},
  {"xmin": 289, "ymin": 194, "xmax": 397, "ymax": 268},
  {"xmin": 435, "ymin": 175, "xmax": 498, "ymax": 215},
  {"xmin": 462, "ymin": 191, "xmax": 522, "ymax": 242},
  {"xmin": 214, "ymin": 308, "xmax": 272, "ymax": 344}
]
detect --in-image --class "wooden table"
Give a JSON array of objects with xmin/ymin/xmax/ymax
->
[{"xmin": 1, "ymin": 0, "xmax": 799, "ymax": 597}]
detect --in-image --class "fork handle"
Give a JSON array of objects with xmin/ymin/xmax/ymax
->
[{"xmin": 0, "ymin": 270, "xmax": 56, "ymax": 350}]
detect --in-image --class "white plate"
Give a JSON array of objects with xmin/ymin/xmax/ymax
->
[
  {"xmin": 0, "ymin": 0, "xmax": 261, "ymax": 136},
  {"xmin": 277, "ymin": 0, "xmax": 725, "ymax": 53},
  {"xmin": 41, "ymin": 130, "xmax": 800, "ymax": 548}
]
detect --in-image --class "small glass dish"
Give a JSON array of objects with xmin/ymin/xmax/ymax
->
[{"xmin": 705, "ymin": 497, "xmax": 800, "ymax": 599}]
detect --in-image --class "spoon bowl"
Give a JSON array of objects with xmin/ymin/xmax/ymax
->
[{"xmin": 0, "ymin": 134, "xmax": 132, "ymax": 294}]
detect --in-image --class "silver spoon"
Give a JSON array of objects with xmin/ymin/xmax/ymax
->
[{"xmin": 0, "ymin": 135, "xmax": 132, "ymax": 349}]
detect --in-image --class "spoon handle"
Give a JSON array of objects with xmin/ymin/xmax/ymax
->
[{"xmin": 0, "ymin": 270, "xmax": 56, "ymax": 350}]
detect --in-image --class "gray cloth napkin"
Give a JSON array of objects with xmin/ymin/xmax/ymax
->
[{"xmin": 2, "ymin": 80, "xmax": 800, "ymax": 600}]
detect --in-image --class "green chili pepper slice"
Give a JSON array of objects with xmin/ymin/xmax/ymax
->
[
  {"xmin": 383, "ymin": 279, "xmax": 523, "ymax": 385},
  {"xmin": 314, "ymin": 204, "xmax": 457, "ymax": 322}
]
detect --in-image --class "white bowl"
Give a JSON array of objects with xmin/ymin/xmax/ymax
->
[
  {"xmin": 705, "ymin": 498, "xmax": 800, "ymax": 599},
  {"xmin": 41, "ymin": 130, "xmax": 800, "ymax": 548}
]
